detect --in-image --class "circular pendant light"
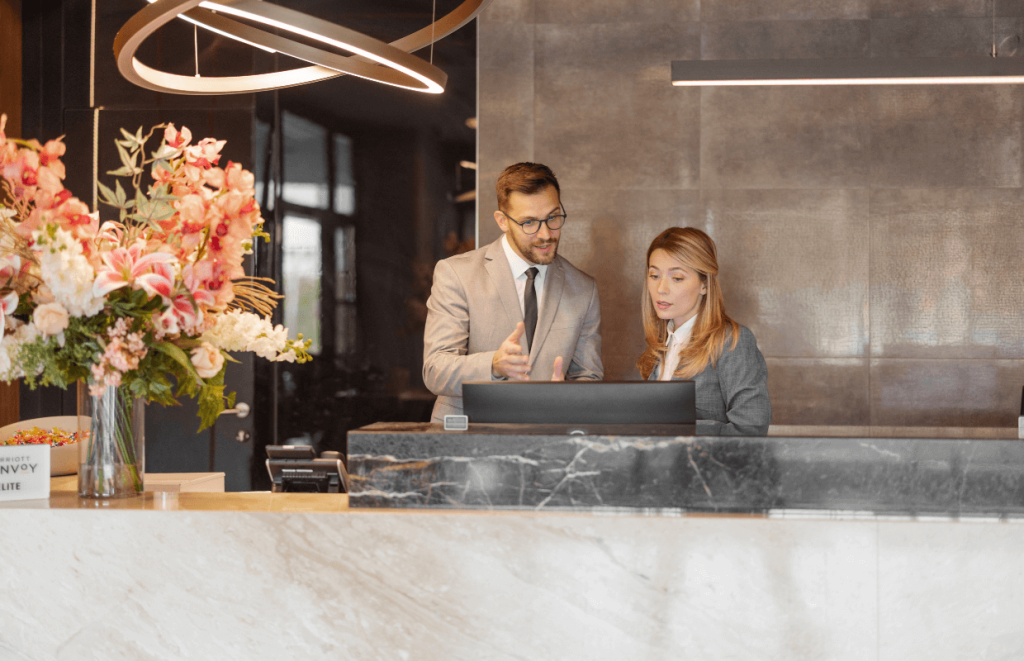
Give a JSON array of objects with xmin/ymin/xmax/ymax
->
[{"xmin": 114, "ymin": 0, "xmax": 493, "ymax": 95}]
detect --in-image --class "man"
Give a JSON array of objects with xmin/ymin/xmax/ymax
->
[{"xmin": 422, "ymin": 162, "xmax": 603, "ymax": 423}]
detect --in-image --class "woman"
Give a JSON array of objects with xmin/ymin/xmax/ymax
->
[{"xmin": 637, "ymin": 227, "xmax": 771, "ymax": 435}]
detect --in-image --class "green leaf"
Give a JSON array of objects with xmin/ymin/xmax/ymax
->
[
  {"xmin": 115, "ymin": 140, "xmax": 133, "ymax": 173},
  {"xmin": 119, "ymin": 127, "xmax": 139, "ymax": 149},
  {"xmin": 134, "ymin": 187, "xmax": 149, "ymax": 216},
  {"xmin": 114, "ymin": 180, "xmax": 127, "ymax": 207},
  {"xmin": 146, "ymin": 204, "xmax": 176, "ymax": 223},
  {"xmin": 152, "ymin": 342, "xmax": 203, "ymax": 388},
  {"xmin": 13, "ymin": 292, "xmax": 30, "ymax": 316},
  {"xmin": 151, "ymin": 145, "xmax": 181, "ymax": 161},
  {"xmin": 196, "ymin": 366, "xmax": 229, "ymax": 431},
  {"xmin": 97, "ymin": 180, "xmax": 119, "ymax": 207},
  {"xmin": 106, "ymin": 166, "xmax": 133, "ymax": 177}
]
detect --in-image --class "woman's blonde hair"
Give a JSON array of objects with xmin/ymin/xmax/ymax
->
[{"xmin": 637, "ymin": 227, "xmax": 739, "ymax": 380}]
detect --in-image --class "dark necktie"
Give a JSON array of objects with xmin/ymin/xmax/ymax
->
[{"xmin": 524, "ymin": 267, "xmax": 539, "ymax": 353}]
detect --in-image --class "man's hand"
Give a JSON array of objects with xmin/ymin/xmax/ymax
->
[
  {"xmin": 492, "ymin": 322, "xmax": 531, "ymax": 380},
  {"xmin": 550, "ymin": 356, "xmax": 564, "ymax": 381}
]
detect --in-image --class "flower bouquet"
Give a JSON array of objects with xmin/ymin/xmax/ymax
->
[{"xmin": 0, "ymin": 115, "xmax": 310, "ymax": 497}]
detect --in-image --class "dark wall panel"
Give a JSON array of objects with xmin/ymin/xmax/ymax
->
[{"xmin": 21, "ymin": 0, "xmax": 257, "ymax": 487}]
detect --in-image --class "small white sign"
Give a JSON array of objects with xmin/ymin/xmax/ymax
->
[
  {"xmin": 0, "ymin": 445, "xmax": 50, "ymax": 502},
  {"xmin": 443, "ymin": 414, "xmax": 469, "ymax": 431}
]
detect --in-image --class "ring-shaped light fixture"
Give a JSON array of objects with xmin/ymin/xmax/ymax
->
[{"xmin": 114, "ymin": 0, "xmax": 493, "ymax": 94}]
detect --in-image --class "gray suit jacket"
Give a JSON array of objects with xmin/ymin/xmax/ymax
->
[
  {"xmin": 651, "ymin": 325, "xmax": 771, "ymax": 436},
  {"xmin": 423, "ymin": 237, "xmax": 603, "ymax": 422}
]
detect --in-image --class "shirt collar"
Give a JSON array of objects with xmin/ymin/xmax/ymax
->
[
  {"xmin": 501, "ymin": 234, "xmax": 548, "ymax": 280},
  {"xmin": 665, "ymin": 314, "xmax": 697, "ymax": 345}
]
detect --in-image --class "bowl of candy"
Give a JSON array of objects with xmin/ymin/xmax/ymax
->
[{"xmin": 0, "ymin": 416, "xmax": 90, "ymax": 476}]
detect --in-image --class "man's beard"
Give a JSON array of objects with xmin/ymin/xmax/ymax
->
[{"xmin": 513, "ymin": 234, "xmax": 559, "ymax": 265}]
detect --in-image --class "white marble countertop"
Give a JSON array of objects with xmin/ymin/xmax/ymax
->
[
  {"xmin": 2, "ymin": 479, "xmax": 1024, "ymax": 660},
  {"xmin": 0, "ymin": 475, "xmax": 352, "ymax": 513}
]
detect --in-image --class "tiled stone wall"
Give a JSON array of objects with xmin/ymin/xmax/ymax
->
[{"xmin": 477, "ymin": 0, "xmax": 1024, "ymax": 426}]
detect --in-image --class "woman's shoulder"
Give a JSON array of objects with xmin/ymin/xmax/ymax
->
[
  {"xmin": 712, "ymin": 323, "xmax": 767, "ymax": 383},
  {"xmin": 724, "ymin": 323, "xmax": 759, "ymax": 351}
]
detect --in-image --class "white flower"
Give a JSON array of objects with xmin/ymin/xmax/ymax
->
[
  {"xmin": 33, "ymin": 227, "xmax": 104, "ymax": 317},
  {"xmin": 202, "ymin": 311, "xmax": 282, "ymax": 356},
  {"xmin": 272, "ymin": 349, "xmax": 297, "ymax": 363},
  {"xmin": 0, "ymin": 339, "xmax": 13, "ymax": 380},
  {"xmin": 0, "ymin": 321, "xmax": 34, "ymax": 381},
  {"xmin": 12, "ymin": 320, "xmax": 40, "ymax": 343},
  {"xmin": 32, "ymin": 302, "xmax": 70, "ymax": 337},
  {"xmin": 190, "ymin": 341, "xmax": 225, "ymax": 379}
]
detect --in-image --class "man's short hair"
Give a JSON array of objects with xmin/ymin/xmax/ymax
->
[{"xmin": 496, "ymin": 163, "xmax": 561, "ymax": 212}]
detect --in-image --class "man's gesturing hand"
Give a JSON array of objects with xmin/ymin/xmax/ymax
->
[
  {"xmin": 550, "ymin": 356, "xmax": 564, "ymax": 381},
  {"xmin": 492, "ymin": 322, "xmax": 531, "ymax": 380}
]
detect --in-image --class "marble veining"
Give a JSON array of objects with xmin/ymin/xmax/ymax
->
[
  {"xmin": 347, "ymin": 423, "xmax": 1024, "ymax": 517},
  {"xmin": 4, "ymin": 506, "xmax": 1024, "ymax": 660}
]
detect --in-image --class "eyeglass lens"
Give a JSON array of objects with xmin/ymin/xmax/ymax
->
[{"xmin": 523, "ymin": 214, "xmax": 566, "ymax": 234}]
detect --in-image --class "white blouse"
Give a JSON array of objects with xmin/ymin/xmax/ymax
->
[{"xmin": 659, "ymin": 315, "xmax": 697, "ymax": 381}]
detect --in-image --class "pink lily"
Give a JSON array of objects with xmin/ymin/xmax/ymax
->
[
  {"xmin": 137, "ymin": 260, "xmax": 176, "ymax": 300},
  {"xmin": 97, "ymin": 221, "xmax": 124, "ymax": 244},
  {"xmin": 181, "ymin": 264, "xmax": 216, "ymax": 307},
  {"xmin": 170, "ymin": 265, "xmax": 216, "ymax": 333},
  {"xmin": 170, "ymin": 294, "xmax": 202, "ymax": 334},
  {"xmin": 93, "ymin": 244, "xmax": 177, "ymax": 300},
  {"xmin": 0, "ymin": 254, "xmax": 20, "ymax": 284},
  {"xmin": 0, "ymin": 290, "xmax": 18, "ymax": 341}
]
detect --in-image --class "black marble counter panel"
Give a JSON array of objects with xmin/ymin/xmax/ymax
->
[{"xmin": 347, "ymin": 423, "xmax": 1024, "ymax": 517}]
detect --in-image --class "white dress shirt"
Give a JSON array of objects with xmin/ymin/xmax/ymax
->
[
  {"xmin": 659, "ymin": 314, "xmax": 697, "ymax": 381},
  {"xmin": 501, "ymin": 234, "xmax": 547, "ymax": 315}
]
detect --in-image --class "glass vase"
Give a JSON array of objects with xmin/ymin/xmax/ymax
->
[{"xmin": 77, "ymin": 383, "xmax": 145, "ymax": 498}]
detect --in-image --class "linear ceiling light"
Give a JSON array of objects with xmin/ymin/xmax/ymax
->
[
  {"xmin": 114, "ymin": 0, "xmax": 492, "ymax": 95},
  {"xmin": 671, "ymin": 58, "xmax": 1024, "ymax": 86}
]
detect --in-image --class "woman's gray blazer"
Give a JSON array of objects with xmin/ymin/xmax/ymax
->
[{"xmin": 650, "ymin": 325, "xmax": 771, "ymax": 436}]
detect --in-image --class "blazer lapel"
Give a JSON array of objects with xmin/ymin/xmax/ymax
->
[
  {"xmin": 484, "ymin": 238, "xmax": 525, "ymax": 330},
  {"xmin": 529, "ymin": 257, "xmax": 564, "ymax": 364}
]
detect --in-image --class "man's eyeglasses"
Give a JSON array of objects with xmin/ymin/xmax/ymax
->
[{"xmin": 500, "ymin": 205, "xmax": 568, "ymax": 235}]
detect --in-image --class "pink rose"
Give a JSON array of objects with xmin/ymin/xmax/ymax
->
[
  {"xmin": 32, "ymin": 301, "xmax": 70, "ymax": 337},
  {"xmin": 190, "ymin": 341, "xmax": 225, "ymax": 379},
  {"xmin": 154, "ymin": 309, "xmax": 180, "ymax": 338},
  {"xmin": 31, "ymin": 283, "xmax": 55, "ymax": 305}
]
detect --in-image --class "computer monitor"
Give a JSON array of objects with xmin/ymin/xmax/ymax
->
[{"xmin": 462, "ymin": 380, "xmax": 696, "ymax": 425}]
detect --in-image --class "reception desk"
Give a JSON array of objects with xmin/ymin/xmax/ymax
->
[
  {"xmin": 2, "ymin": 426, "xmax": 1024, "ymax": 660},
  {"xmin": 347, "ymin": 422, "xmax": 1024, "ymax": 517}
]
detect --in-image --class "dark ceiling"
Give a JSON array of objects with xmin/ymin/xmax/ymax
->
[
  {"xmin": 138, "ymin": 0, "xmax": 478, "ymax": 143},
  {"xmin": 265, "ymin": 0, "xmax": 477, "ymax": 142}
]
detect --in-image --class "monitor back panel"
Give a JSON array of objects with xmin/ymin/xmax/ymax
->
[{"xmin": 462, "ymin": 381, "xmax": 696, "ymax": 425}]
